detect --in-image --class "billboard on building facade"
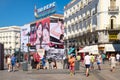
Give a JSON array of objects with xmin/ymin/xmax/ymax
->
[
  {"xmin": 21, "ymin": 17, "xmax": 64, "ymax": 59},
  {"xmin": 50, "ymin": 19, "xmax": 64, "ymax": 48},
  {"xmin": 30, "ymin": 23, "xmax": 36, "ymax": 47},
  {"xmin": 21, "ymin": 24, "xmax": 30, "ymax": 52},
  {"xmin": 35, "ymin": 17, "xmax": 50, "ymax": 51}
]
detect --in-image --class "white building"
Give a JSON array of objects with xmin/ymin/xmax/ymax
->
[
  {"xmin": 64, "ymin": 0, "xmax": 120, "ymax": 55},
  {"xmin": 0, "ymin": 26, "xmax": 21, "ymax": 55}
]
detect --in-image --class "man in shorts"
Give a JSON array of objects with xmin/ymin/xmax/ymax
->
[
  {"xmin": 84, "ymin": 53, "xmax": 91, "ymax": 77},
  {"xmin": 11, "ymin": 54, "xmax": 16, "ymax": 72}
]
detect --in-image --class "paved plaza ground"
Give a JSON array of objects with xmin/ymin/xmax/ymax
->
[{"xmin": 0, "ymin": 61, "xmax": 120, "ymax": 80}]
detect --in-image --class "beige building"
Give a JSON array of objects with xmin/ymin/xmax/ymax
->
[
  {"xmin": 0, "ymin": 26, "xmax": 20, "ymax": 55},
  {"xmin": 64, "ymin": 0, "xmax": 120, "ymax": 55}
]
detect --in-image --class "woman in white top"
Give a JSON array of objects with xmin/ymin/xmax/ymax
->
[
  {"xmin": 109, "ymin": 54, "xmax": 116, "ymax": 72},
  {"xmin": 7, "ymin": 55, "xmax": 11, "ymax": 72}
]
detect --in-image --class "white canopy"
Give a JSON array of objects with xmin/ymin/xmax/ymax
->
[
  {"xmin": 78, "ymin": 45, "xmax": 99, "ymax": 54},
  {"xmin": 89, "ymin": 45, "xmax": 99, "ymax": 54},
  {"xmin": 78, "ymin": 46, "xmax": 90, "ymax": 53}
]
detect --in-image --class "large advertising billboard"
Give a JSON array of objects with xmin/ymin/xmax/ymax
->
[
  {"xmin": 35, "ymin": 17, "xmax": 50, "ymax": 51},
  {"xmin": 21, "ymin": 17, "xmax": 64, "ymax": 58},
  {"xmin": 21, "ymin": 24, "xmax": 30, "ymax": 52},
  {"xmin": 50, "ymin": 19, "xmax": 64, "ymax": 48}
]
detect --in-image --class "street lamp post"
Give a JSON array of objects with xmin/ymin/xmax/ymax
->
[
  {"xmin": 22, "ymin": 43, "xmax": 24, "ymax": 52},
  {"xmin": 26, "ymin": 32, "xmax": 30, "ymax": 64}
]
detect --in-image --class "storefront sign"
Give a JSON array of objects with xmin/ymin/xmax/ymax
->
[
  {"xmin": 98, "ymin": 47, "xmax": 104, "ymax": 50},
  {"xmin": 109, "ymin": 35, "xmax": 118, "ymax": 40}
]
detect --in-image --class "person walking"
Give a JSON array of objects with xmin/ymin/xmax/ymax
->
[
  {"xmin": 7, "ymin": 55, "xmax": 11, "ymax": 72},
  {"xmin": 41, "ymin": 55, "xmax": 47, "ymax": 69},
  {"xmin": 116, "ymin": 53, "xmax": 120, "ymax": 65},
  {"xmin": 11, "ymin": 54, "xmax": 17, "ymax": 72},
  {"xmin": 101, "ymin": 53, "xmax": 106, "ymax": 64},
  {"xmin": 84, "ymin": 53, "xmax": 91, "ymax": 77},
  {"xmin": 90, "ymin": 53, "xmax": 95, "ymax": 70},
  {"xmin": 68, "ymin": 54, "xmax": 75, "ymax": 76},
  {"xmin": 33, "ymin": 52, "xmax": 41, "ymax": 70},
  {"xmin": 109, "ymin": 54, "xmax": 116, "ymax": 72},
  {"xmin": 96, "ymin": 54, "xmax": 102, "ymax": 70}
]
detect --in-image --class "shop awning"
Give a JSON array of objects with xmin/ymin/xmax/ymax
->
[
  {"xmin": 104, "ymin": 44, "xmax": 120, "ymax": 52},
  {"xmin": 89, "ymin": 45, "xmax": 99, "ymax": 54},
  {"xmin": 78, "ymin": 45, "xmax": 99, "ymax": 54},
  {"xmin": 78, "ymin": 46, "xmax": 90, "ymax": 53}
]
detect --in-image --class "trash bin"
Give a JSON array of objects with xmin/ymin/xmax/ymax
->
[
  {"xmin": 22, "ymin": 61, "xmax": 28, "ymax": 71},
  {"xmin": 75, "ymin": 61, "xmax": 80, "ymax": 70}
]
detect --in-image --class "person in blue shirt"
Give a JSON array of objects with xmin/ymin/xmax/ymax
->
[
  {"xmin": 42, "ymin": 55, "xmax": 47, "ymax": 69},
  {"xmin": 11, "ymin": 54, "xmax": 16, "ymax": 71}
]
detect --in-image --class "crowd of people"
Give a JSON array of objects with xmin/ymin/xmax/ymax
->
[
  {"xmin": 5, "ymin": 52, "xmax": 120, "ymax": 78},
  {"xmin": 65, "ymin": 52, "xmax": 120, "ymax": 77},
  {"xmin": 30, "ymin": 52, "xmax": 57, "ymax": 70}
]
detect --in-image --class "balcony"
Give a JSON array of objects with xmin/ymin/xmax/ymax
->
[
  {"xmin": 108, "ymin": 6, "xmax": 119, "ymax": 14},
  {"xmin": 106, "ymin": 24, "xmax": 120, "ymax": 30}
]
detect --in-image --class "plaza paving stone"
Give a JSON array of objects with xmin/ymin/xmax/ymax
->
[{"xmin": 0, "ymin": 61, "xmax": 120, "ymax": 80}]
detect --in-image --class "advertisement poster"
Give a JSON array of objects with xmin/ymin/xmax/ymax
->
[
  {"xmin": 30, "ymin": 23, "xmax": 36, "ymax": 47},
  {"xmin": 47, "ymin": 48, "xmax": 65, "ymax": 60},
  {"xmin": 35, "ymin": 17, "xmax": 50, "ymax": 51},
  {"xmin": 50, "ymin": 20, "xmax": 64, "ymax": 44},
  {"xmin": 21, "ymin": 24, "xmax": 30, "ymax": 52}
]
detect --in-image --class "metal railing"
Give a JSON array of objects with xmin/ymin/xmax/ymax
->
[{"xmin": 106, "ymin": 24, "xmax": 120, "ymax": 30}]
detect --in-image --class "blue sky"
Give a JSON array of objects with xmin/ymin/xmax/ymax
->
[{"xmin": 0, "ymin": 0, "xmax": 70, "ymax": 27}]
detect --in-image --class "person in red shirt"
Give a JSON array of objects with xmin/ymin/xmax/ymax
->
[{"xmin": 33, "ymin": 52, "xmax": 41, "ymax": 70}]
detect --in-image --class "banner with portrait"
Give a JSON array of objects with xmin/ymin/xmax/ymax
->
[
  {"xmin": 35, "ymin": 17, "xmax": 50, "ymax": 51},
  {"xmin": 30, "ymin": 22, "xmax": 36, "ymax": 48}
]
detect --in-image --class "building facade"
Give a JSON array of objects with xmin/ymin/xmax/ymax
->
[
  {"xmin": 0, "ymin": 26, "xmax": 21, "ymax": 55},
  {"xmin": 64, "ymin": 0, "xmax": 120, "ymax": 55}
]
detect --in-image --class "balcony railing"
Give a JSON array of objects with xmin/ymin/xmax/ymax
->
[
  {"xmin": 106, "ymin": 24, "xmax": 120, "ymax": 30},
  {"xmin": 108, "ymin": 6, "xmax": 119, "ymax": 14}
]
